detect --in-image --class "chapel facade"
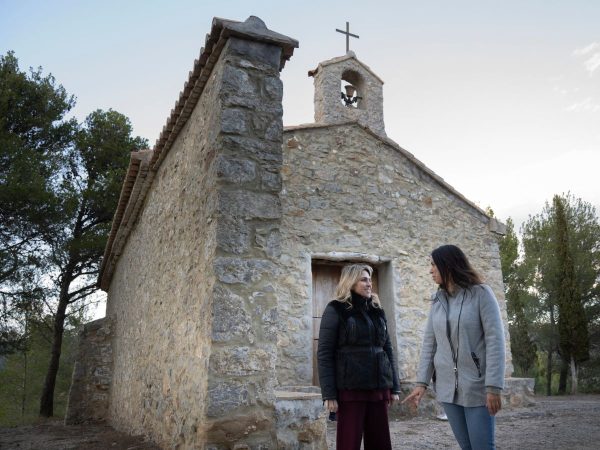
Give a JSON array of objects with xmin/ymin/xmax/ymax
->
[{"xmin": 65, "ymin": 15, "xmax": 533, "ymax": 450}]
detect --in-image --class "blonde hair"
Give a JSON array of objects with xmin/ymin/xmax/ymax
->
[{"xmin": 334, "ymin": 263, "xmax": 381, "ymax": 308}]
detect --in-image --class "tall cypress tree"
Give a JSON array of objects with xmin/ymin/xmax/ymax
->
[
  {"xmin": 522, "ymin": 194, "xmax": 599, "ymax": 394},
  {"xmin": 553, "ymin": 196, "xmax": 589, "ymax": 394}
]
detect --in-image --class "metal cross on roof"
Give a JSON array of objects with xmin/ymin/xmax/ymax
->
[{"xmin": 336, "ymin": 22, "xmax": 359, "ymax": 53}]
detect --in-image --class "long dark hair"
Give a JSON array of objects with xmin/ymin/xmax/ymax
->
[{"xmin": 431, "ymin": 245, "xmax": 482, "ymax": 292}]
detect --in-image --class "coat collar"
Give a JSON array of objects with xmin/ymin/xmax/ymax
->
[{"xmin": 350, "ymin": 291, "xmax": 371, "ymax": 309}]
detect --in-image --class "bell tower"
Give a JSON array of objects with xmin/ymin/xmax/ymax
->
[{"xmin": 309, "ymin": 51, "xmax": 386, "ymax": 137}]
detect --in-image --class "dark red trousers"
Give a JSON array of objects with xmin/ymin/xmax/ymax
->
[{"xmin": 336, "ymin": 398, "xmax": 392, "ymax": 450}]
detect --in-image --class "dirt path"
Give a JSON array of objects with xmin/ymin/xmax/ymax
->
[
  {"xmin": 327, "ymin": 395, "xmax": 600, "ymax": 449},
  {"xmin": 0, "ymin": 421, "xmax": 160, "ymax": 450},
  {"xmin": 1, "ymin": 395, "xmax": 598, "ymax": 449}
]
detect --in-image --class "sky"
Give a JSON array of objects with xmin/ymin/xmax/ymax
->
[{"xmin": 2, "ymin": 0, "xmax": 599, "ymax": 232}]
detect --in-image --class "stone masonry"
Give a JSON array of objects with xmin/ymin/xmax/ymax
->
[
  {"xmin": 310, "ymin": 52, "xmax": 386, "ymax": 138},
  {"xmin": 67, "ymin": 14, "xmax": 532, "ymax": 450},
  {"xmin": 205, "ymin": 27, "xmax": 294, "ymax": 449},
  {"xmin": 76, "ymin": 17, "xmax": 300, "ymax": 449},
  {"xmin": 276, "ymin": 122, "xmax": 513, "ymax": 388},
  {"xmin": 65, "ymin": 318, "xmax": 113, "ymax": 425}
]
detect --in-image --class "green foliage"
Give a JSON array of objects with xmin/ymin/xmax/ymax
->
[
  {"xmin": 49, "ymin": 107, "xmax": 148, "ymax": 300},
  {"xmin": 519, "ymin": 193, "xmax": 600, "ymax": 393},
  {"xmin": 0, "ymin": 322, "xmax": 78, "ymax": 426},
  {"xmin": 0, "ymin": 50, "xmax": 77, "ymax": 361},
  {"xmin": 533, "ymin": 350, "xmax": 563, "ymax": 395},
  {"xmin": 0, "ymin": 51, "xmax": 76, "ymax": 278},
  {"xmin": 36, "ymin": 107, "xmax": 147, "ymax": 416},
  {"xmin": 578, "ymin": 324, "xmax": 600, "ymax": 392},
  {"xmin": 499, "ymin": 218, "xmax": 518, "ymax": 277},
  {"xmin": 553, "ymin": 196, "xmax": 589, "ymax": 365},
  {"xmin": 523, "ymin": 194, "xmax": 600, "ymax": 325},
  {"xmin": 499, "ymin": 218, "xmax": 537, "ymax": 376},
  {"xmin": 0, "ymin": 51, "xmax": 148, "ymax": 417}
]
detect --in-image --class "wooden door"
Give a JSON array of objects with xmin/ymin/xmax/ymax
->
[{"xmin": 311, "ymin": 262, "xmax": 379, "ymax": 385}]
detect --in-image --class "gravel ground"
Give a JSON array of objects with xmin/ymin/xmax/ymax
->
[
  {"xmin": 0, "ymin": 395, "xmax": 598, "ymax": 449},
  {"xmin": 327, "ymin": 395, "xmax": 600, "ymax": 449}
]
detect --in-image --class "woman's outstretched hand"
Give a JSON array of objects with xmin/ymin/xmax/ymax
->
[{"xmin": 401, "ymin": 386, "xmax": 426, "ymax": 408}]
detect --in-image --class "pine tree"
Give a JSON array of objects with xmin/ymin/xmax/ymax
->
[
  {"xmin": 0, "ymin": 52, "xmax": 148, "ymax": 417},
  {"xmin": 38, "ymin": 110, "xmax": 147, "ymax": 416}
]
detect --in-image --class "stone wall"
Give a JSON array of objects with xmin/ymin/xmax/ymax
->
[
  {"xmin": 104, "ymin": 17, "xmax": 298, "ymax": 449},
  {"xmin": 65, "ymin": 318, "xmax": 113, "ymax": 425},
  {"xmin": 204, "ymin": 35, "xmax": 290, "ymax": 448},
  {"xmin": 277, "ymin": 123, "xmax": 513, "ymax": 387},
  {"xmin": 105, "ymin": 45, "xmax": 220, "ymax": 446}
]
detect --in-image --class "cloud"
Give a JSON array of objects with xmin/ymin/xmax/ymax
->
[
  {"xmin": 583, "ymin": 52, "xmax": 600, "ymax": 75},
  {"xmin": 574, "ymin": 42, "xmax": 600, "ymax": 56},
  {"xmin": 574, "ymin": 42, "xmax": 600, "ymax": 76},
  {"xmin": 565, "ymin": 97, "xmax": 600, "ymax": 113}
]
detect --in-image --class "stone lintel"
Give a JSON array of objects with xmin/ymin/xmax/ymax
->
[
  {"xmin": 311, "ymin": 251, "xmax": 397, "ymax": 264},
  {"xmin": 275, "ymin": 391, "xmax": 322, "ymax": 401}
]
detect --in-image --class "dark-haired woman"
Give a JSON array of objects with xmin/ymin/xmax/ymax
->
[
  {"xmin": 318, "ymin": 263, "xmax": 400, "ymax": 450},
  {"xmin": 403, "ymin": 245, "xmax": 505, "ymax": 450}
]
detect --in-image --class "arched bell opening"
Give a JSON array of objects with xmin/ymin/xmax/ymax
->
[{"xmin": 339, "ymin": 70, "xmax": 366, "ymax": 109}]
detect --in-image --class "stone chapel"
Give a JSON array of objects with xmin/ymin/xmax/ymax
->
[{"xmin": 65, "ymin": 15, "xmax": 533, "ymax": 450}]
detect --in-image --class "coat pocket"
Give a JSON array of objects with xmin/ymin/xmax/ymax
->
[{"xmin": 471, "ymin": 352, "xmax": 482, "ymax": 378}]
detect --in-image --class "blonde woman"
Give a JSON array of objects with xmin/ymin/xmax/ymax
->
[{"xmin": 317, "ymin": 263, "xmax": 400, "ymax": 450}]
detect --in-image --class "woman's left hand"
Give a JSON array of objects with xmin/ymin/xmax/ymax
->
[
  {"xmin": 389, "ymin": 394, "xmax": 400, "ymax": 405},
  {"xmin": 486, "ymin": 393, "xmax": 502, "ymax": 416}
]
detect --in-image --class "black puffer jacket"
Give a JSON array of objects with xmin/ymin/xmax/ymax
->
[{"xmin": 317, "ymin": 292, "xmax": 401, "ymax": 400}]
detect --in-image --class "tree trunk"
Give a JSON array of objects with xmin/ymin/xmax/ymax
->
[
  {"xmin": 39, "ymin": 279, "xmax": 70, "ymax": 417},
  {"xmin": 39, "ymin": 200, "xmax": 86, "ymax": 417},
  {"xmin": 546, "ymin": 349, "xmax": 553, "ymax": 396},
  {"xmin": 21, "ymin": 349, "xmax": 27, "ymax": 420},
  {"xmin": 21, "ymin": 309, "xmax": 29, "ymax": 420},
  {"xmin": 570, "ymin": 356, "xmax": 578, "ymax": 394},
  {"xmin": 558, "ymin": 358, "xmax": 568, "ymax": 394}
]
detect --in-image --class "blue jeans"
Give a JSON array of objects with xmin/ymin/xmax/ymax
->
[{"xmin": 442, "ymin": 402, "xmax": 495, "ymax": 450}]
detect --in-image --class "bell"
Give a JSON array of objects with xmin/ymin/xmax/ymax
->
[{"xmin": 344, "ymin": 85, "xmax": 356, "ymax": 97}]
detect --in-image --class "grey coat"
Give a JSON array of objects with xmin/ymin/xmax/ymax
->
[{"xmin": 416, "ymin": 284, "xmax": 505, "ymax": 407}]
